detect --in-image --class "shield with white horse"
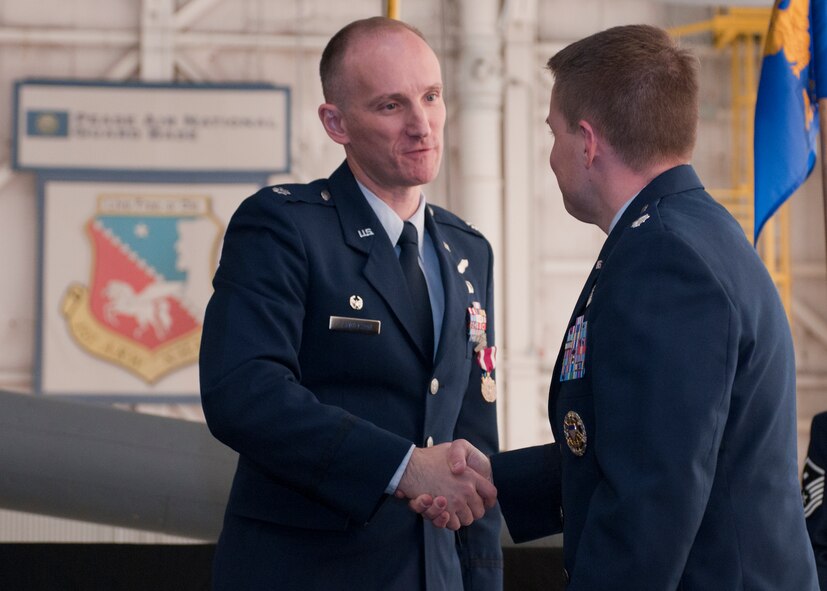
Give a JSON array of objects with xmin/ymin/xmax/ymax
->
[{"xmin": 61, "ymin": 193, "xmax": 221, "ymax": 383}]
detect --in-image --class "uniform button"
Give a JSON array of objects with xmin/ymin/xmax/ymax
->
[
  {"xmin": 430, "ymin": 378, "xmax": 439, "ymax": 395},
  {"xmin": 426, "ymin": 436, "xmax": 434, "ymax": 447},
  {"xmin": 563, "ymin": 568, "xmax": 570, "ymax": 583}
]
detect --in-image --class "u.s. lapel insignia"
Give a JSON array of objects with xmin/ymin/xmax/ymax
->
[
  {"xmin": 563, "ymin": 411, "xmax": 587, "ymax": 456},
  {"xmin": 349, "ymin": 295, "xmax": 364, "ymax": 310},
  {"xmin": 272, "ymin": 186, "xmax": 291, "ymax": 196},
  {"xmin": 357, "ymin": 228, "xmax": 374, "ymax": 238},
  {"xmin": 631, "ymin": 214, "xmax": 650, "ymax": 228},
  {"xmin": 457, "ymin": 259, "xmax": 469, "ymax": 274}
]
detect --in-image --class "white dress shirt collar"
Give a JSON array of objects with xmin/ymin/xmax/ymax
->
[{"xmin": 357, "ymin": 181, "xmax": 427, "ymax": 255}]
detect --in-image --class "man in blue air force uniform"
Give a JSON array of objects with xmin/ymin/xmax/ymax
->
[
  {"xmin": 199, "ymin": 17, "xmax": 501, "ymax": 591},
  {"xmin": 416, "ymin": 24, "xmax": 818, "ymax": 590}
]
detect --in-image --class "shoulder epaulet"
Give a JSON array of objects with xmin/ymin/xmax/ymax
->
[
  {"xmin": 265, "ymin": 178, "xmax": 333, "ymax": 204},
  {"xmin": 429, "ymin": 204, "xmax": 485, "ymax": 238}
]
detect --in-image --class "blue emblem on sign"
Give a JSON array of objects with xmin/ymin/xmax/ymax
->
[{"xmin": 27, "ymin": 110, "xmax": 69, "ymax": 137}]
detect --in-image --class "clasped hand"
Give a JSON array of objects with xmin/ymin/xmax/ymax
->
[{"xmin": 395, "ymin": 439, "xmax": 496, "ymax": 530}]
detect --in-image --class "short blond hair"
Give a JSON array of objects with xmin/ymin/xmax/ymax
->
[{"xmin": 548, "ymin": 24, "xmax": 699, "ymax": 172}]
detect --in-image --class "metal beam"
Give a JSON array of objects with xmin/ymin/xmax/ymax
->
[
  {"xmin": 0, "ymin": 26, "xmax": 328, "ymax": 52},
  {"xmin": 175, "ymin": 53, "xmax": 211, "ymax": 82},
  {"xmin": 793, "ymin": 296, "xmax": 827, "ymax": 351},
  {"xmin": 502, "ymin": 0, "xmax": 544, "ymax": 450},
  {"xmin": 0, "ymin": 27, "xmax": 135, "ymax": 46},
  {"xmin": 798, "ymin": 374, "xmax": 827, "ymax": 390},
  {"xmin": 174, "ymin": 0, "xmax": 223, "ymax": 30},
  {"xmin": 140, "ymin": 0, "xmax": 176, "ymax": 80},
  {"xmin": 105, "ymin": 50, "xmax": 140, "ymax": 80},
  {"xmin": 386, "ymin": 0, "xmax": 400, "ymax": 20},
  {"xmin": 0, "ymin": 390, "xmax": 235, "ymax": 540},
  {"xmin": 0, "ymin": 163, "xmax": 13, "ymax": 194},
  {"xmin": 176, "ymin": 30, "xmax": 328, "ymax": 50}
]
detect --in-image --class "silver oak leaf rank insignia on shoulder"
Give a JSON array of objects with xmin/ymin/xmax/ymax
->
[{"xmin": 631, "ymin": 213, "xmax": 651, "ymax": 228}]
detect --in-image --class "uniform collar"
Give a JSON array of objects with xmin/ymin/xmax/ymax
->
[
  {"xmin": 600, "ymin": 164, "xmax": 703, "ymax": 258},
  {"xmin": 607, "ymin": 193, "xmax": 637, "ymax": 235},
  {"xmin": 357, "ymin": 180, "xmax": 427, "ymax": 257}
]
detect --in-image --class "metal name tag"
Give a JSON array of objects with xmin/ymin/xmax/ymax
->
[{"xmin": 328, "ymin": 316, "xmax": 381, "ymax": 335}]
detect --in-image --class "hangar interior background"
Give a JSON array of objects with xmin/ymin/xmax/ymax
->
[{"xmin": 0, "ymin": 0, "xmax": 824, "ymax": 551}]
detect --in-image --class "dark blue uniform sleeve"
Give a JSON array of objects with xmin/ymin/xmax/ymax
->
[{"xmin": 491, "ymin": 444, "xmax": 563, "ymax": 543}]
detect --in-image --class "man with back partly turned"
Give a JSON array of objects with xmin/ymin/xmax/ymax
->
[
  {"xmin": 417, "ymin": 24, "xmax": 818, "ymax": 590},
  {"xmin": 199, "ymin": 16, "xmax": 502, "ymax": 591}
]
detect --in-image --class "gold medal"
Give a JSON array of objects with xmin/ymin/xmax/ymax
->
[{"xmin": 481, "ymin": 373, "xmax": 496, "ymax": 402}]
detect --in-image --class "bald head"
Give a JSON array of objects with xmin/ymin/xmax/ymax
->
[{"xmin": 319, "ymin": 17, "xmax": 429, "ymax": 105}]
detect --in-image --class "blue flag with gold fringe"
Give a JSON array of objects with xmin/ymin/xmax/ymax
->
[{"xmin": 754, "ymin": 0, "xmax": 825, "ymax": 243}]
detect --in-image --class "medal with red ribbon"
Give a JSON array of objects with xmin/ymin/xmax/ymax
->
[
  {"xmin": 477, "ymin": 345, "xmax": 496, "ymax": 373},
  {"xmin": 477, "ymin": 345, "xmax": 497, "ymax": 403}
]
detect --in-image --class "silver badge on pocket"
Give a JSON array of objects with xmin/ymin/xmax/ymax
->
[{"xmin": 563, "ymin": 411, "xmax": 587, "ymax": 456}]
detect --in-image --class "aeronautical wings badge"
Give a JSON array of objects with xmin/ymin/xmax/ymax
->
[{"xmin": 61, "ymin": 193, "xmax": 222, "ymax": 383}]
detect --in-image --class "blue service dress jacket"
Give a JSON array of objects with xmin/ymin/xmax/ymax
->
[
  {"xmin": 491, "ymin": 165, "xmax": 818, "ymax": 590},
  {"xmin": 200, "ymin": 160, "xmax": 502, "ymax": 590}
]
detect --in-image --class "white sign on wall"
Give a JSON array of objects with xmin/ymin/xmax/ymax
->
[{"xmin": 14, "ymin": 79, "xmax": 290, "ymax": 176}]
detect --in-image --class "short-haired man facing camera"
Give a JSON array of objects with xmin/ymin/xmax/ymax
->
[
  {"xmin": 199, "ymin": 17, "xmax": 502, "ymax": 591},
  {"xmin": 418, "ymin": 24, "xmax": 818, "ymax": 590}
]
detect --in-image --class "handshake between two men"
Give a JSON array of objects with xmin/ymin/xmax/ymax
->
[{"xmin": 395, "ymin": 439, "xmax": 494, "ymax": 530}]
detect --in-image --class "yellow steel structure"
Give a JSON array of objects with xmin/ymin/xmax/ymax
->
[
  {"xmin": 386, "ymin": 0, "xmax": 400, "ymax": 20},
  {"xmin": 670, "ymin": 8, "xmax": 792, "ymax": 317}
]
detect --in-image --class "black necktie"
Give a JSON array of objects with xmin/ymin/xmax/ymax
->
[{"xmin": 397, "ymin": 222, "xmax": 434, "ymax": 358}]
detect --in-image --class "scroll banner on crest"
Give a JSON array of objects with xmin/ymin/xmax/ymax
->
[{"xmin": 16, "ymin": 80, "xmax": 290, "ymax": 402}]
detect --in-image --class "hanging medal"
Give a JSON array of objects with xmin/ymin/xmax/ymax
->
[{"xmin": 477, "ymin": 345, "xmax": 497, "ymax": 403}]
